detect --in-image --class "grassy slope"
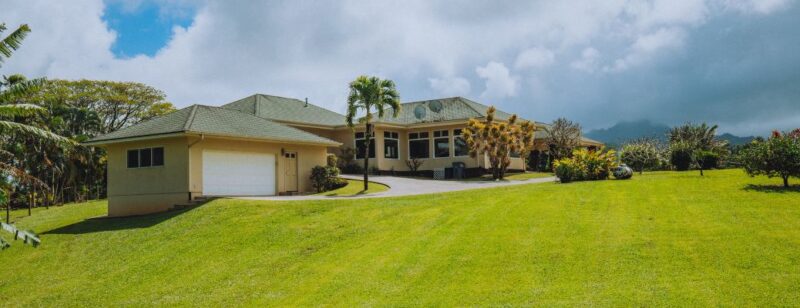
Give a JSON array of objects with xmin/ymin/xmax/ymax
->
[
  {"xmin": 312, "ymin": 179, "xmax": 389, "ymax": 196},
  {"xmin": 1, "ymin": 170, "xmax": 799, "ymax": 306}
]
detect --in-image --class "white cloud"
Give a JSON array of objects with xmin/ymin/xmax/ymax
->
[
  {"xmin": 514, "ymin": 47, "xmax": 555, "ymax": 70},
  {"xmin": 722, "ymin": 0, "xmax": 792, "ymax": 14},
  {"xmin": 570, "ymin": 47, "xmax": 601, "ymax": 72},
  {"xmin": 475, "ymin": 61, "xmax": 518, "ymax": 99},
  {"xmin": 429, "ymin": 76, "xmax": 471, "ymax": 97},
  {"xmin": 605, "ymin": 27, "xmax": 687, "ymax": 72}
]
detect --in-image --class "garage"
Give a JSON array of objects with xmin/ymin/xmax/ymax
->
[{"xmin": 202, "ymin": 150, "xmax": 276, "ymax": 196}]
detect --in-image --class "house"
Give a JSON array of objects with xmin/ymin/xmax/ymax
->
[{"xmin": 87, "ymin": 94, "xmax": 601, "ymax": 216}]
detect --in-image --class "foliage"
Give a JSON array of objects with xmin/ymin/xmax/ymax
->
[
  {"xmin": 543, "ymin": 117, "xmax": 581, "ymax": 160},
  {"xmin": 619, "ymin": 138, "xmax": 662, "ymax": 174},
  {"xmin": 553, "ymin": 147, "xmax": 617, "ymax": 183},
  {"xmin": 310, "ymin": 165, "xmax": 344, "ymax": 193},
  {"xmin": 326, "ymin": 154, "xmax": 337, "ymax": 168},
  {"xmin": 667, "ymin": 122, "xmax": 728, "ymax": 175},
  {"xmin": 405, "ymin": 158, "xmax": 424, "ymax": 172},
  {"xmin": 463, "ymin": 106, "xmax": 535, "ymax": 180},
  {"xmin": 345, "ymin": 75, "xmax": 401, "ymax": 190},
  {"xmin": 337, "ymin": 147, "xmax": 356, "ymax": 168},
  {"xmin": 696, "ymin": 150, "xmax": 720, "ymax": 170},
  {"xmin": 738, "ymin": 130, "xmax": 800, "ymax": 188}
]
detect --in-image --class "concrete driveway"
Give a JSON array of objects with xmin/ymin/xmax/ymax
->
[{"xmin": 237, "ymin": 174, "xmax": 556, "ymax": 201}]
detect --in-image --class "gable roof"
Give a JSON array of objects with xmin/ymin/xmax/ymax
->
[
  {"xmin": 86, "ymin": 105, "xmax": 341, "ymax": 146},
  {"xmin": 376, "ymin": 97, "xmax": 523, "ymax": 125},
  {"xmin": 222, "ymin": 94, "xmax": 347, "ymax": 127}
]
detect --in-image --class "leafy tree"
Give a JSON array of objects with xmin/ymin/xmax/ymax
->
[
  {"xmin": 345, "ymin": 76, "xmax": 400, "ymax": 190},
  {"xmin": 739, "ymin": 130, "xmax": 800, "ymax": 188},
  {"xmin": 463, "ymin": 106, "xmax": 535, "ymax": 180},
  {"xmin": 544, "ymin": 117, "xmax": 581, "ymax": 160},
  {"xmin": 620, "ymin": 138, "xmax": 662, "ymax": 174},
  {"xmin": 667, "ymin": 123, "xmax": 728, "ymax": 176},
  {"xmin": 23, "ymin": 79, "xmax": 174, "ymax": 134}
]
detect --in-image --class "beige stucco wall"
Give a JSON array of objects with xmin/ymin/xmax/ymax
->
[
  {"xmin": 333, "ymin": 123, "xmax": 525, "ymax": 172},
  {"xmin": 104, "ymin": 135, "xmax": 329, "ymax": 217},
  {"xmin": 105, "ymin": 136, "xmax": 191, "ymax": 217},
  {"xmin": 187, "ymin": 136, "xmax": 327, "ymax": 196}
]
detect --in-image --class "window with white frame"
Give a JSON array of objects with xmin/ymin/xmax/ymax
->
[
  {"xmin": 127, "ymin": 147, "xmax": 164, "ymax": 168},
  {"xmin": 408, "ymin": 132, "xmax": 429, "ymax": 159},
  {"xmin": 433, "ymin": 130, "xmax": 450, "ymax": 158},
  {"xmin": 355, "ymin": 131, "xmax": 375, "ymax": 159},
  {"xmin": 453, "ymin": 129, "xmax": 469, "ymax": 157},
  {"xmin": 384, "ymin": 131, "xmax": 399, "ymax": 159}
]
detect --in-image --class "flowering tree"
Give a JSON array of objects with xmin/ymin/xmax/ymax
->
[
  {"xmin": 739, "ymin": 129, "xmax": 800, "ymax": 188},
  {"xmin": 463, "ymin": 106, "xmax": 535, "ymax": 180}
]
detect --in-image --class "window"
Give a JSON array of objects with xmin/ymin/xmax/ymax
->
[
  {"xmin": 127, "ymin": 147, "xmax": 164, "ymax": 168},
  {"xmin": 454, "ymin": 129, "xmax": 469, "ymax": 157},
  {"xmin": 408, "ymin": 132, "xmax": 429, "ymax": 159},
  {"xmin": 355, "ymin": 131, "xmax": 375, "ymax": 159},
  {"xmin": 433, "ymin": 130, "xmax": 450, "ymax": 158},
  {"xmin": 384, "ymin": 131, "xmax": 399, "ymax": 159}
]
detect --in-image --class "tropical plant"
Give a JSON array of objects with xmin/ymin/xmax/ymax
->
[
  {"xmin": 620, "ymin": 138, "xmax": 662, "ymax": 174},
  {"xmin": 553, "ymin": 147, "xmax": 617, "ymax": 183},
  {"xmin": 310, "ymin": 165, "xmax": 345, "ymax": 193},
  {"xmin": 405, "ymin": 158, "xmax": 424, "ymax": 172},
  {"xmin": 667, "ymin": 123, "xmax": 728, "ymax": 175},
  {"xmin": 345, "ymin": 75, "xmax": 401, "ymax": 190},
  {"xmin": 543, "ymin": 118, "xmax": 581, "ymax": 160},
  {"xmin": 463, "ymin": 106, "xmax": 536, "ymax": 180},
  {"xmin": 738, "ymin": 130, "xmax": 800, "ymax": 188}
]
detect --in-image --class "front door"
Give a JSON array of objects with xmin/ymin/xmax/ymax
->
[{"xmin": 283, "ymin": 152, "xmax": 298, "ymax": 192}]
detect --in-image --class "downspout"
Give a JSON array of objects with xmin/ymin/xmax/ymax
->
[{"xmin": 187, "ymin": 134, "xmax": 205, "ymax": 201}]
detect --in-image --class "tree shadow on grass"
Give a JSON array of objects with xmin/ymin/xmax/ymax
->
[
  {"xmin": 43, "ymin": 204, "xmax": 204, "ymax": 235},
  {"xmin": 743, "ymin": 184, "xmax": 800, "ymax": 193}
]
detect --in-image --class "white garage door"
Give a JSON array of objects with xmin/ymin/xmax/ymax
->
[{"xmin": 202, "ymin": 150, "xmax": 276, "ymax": 196}]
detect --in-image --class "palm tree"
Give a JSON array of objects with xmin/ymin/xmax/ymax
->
[
  {"xmin": 345, "ymin": 76, "xmax": 400, "ymax": 190},
  {"xmin": 668, "ymin": 123, "xmax": 727, "ymax": 176},
  {"xmin": 0, "ymin": 23, "xmax": 71, "ymax": 222}
]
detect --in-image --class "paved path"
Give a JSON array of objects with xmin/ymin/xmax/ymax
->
[{"xmin": 238, "ymin": 174, "xmax": 557, "ymax": 201}]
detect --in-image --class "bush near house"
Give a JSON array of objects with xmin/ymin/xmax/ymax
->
[
  {"xmin": 553, "ymin": 147, "xmax": 617, "ymax": 183},
  {"xmin": 310, "ymin": 166, "xmax": 347, "ymax": 193}
]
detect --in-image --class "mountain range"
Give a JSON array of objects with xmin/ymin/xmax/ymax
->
[{"xmin": 584, "ymin": 120, "xmax": 756, "ymax": 147}]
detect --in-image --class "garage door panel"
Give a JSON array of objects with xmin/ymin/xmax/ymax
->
[{"xmin": 202, "ymin": 150, "xmax": 275, "ymax": 196}]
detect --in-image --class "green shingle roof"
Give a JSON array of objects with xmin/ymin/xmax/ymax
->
[
  {"xmin": 86, "ymin": 105, "xmax": 341, "ymax": 146},
  {"xmin": 222, "ymin": 94, "xmax": 347, "ymax": 127},
  {"xmin": 376, "ymin": 97, "xmax": 524, "ymax": 125}
]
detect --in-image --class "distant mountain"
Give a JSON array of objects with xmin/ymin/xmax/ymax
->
[
  {"xmin": 585, "ymin": 120, "xmax": 670, "ymax": 146},
  {"xmin": 717, "ymin": 133, "xmax": 756, "ymax": 146},
  {"xmin": 585, "ymin": 120, "xmax": 756, "ymax": 147}
]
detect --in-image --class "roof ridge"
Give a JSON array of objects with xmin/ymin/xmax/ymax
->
[
  {"xmin": 183, "ymin": 105, "xmax": 200, "ymax": 130},
  {"xmin": 457, "ymin": 97, "xmax": 487, "ymax": 116}
]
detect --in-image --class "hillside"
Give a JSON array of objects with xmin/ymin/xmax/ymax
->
[
  {"xmin": 1, "ymin": 170, "xmax": 798, "ymax": 306},
  {"xmin": 586, "ymin": 120, "xmax": 757, "ymax": 146}
]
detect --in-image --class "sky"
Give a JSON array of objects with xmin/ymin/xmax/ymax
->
[{"xmin": 1, "ymin": 0, "xmax": 798, "ymax": 136}]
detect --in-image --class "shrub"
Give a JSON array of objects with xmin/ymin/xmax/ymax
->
[
  {"xmin": 405, "ymin": 158, "xmax": 424, "ymax": 172},
  {"xmin": 310, "ymin": 165, "xmax": 342, "ymax": 193},
  {"xmin": 340, "ymin": 163, "xmax": 363, "ymax": 175},
  {"xmin": 327, "ymin": 177, "xmax": 348, "ymax": 190},
  {"xmin": 326, "ymin": 154, "xmax": 337, "ymax": 167},
  {"xmin": 620, "ymin": 138, "xmax": 662, "ymax": 174},
  {"xmin": 553, "ymin": 147, "xmax": 617, "ymax": 183},
  {"xmin": 669, "ymin": 141, "xmax": 693, "ymax": 171},
  {"xmin": 696, "ymin": 150, "xmax": 719, "ymax": 170}
]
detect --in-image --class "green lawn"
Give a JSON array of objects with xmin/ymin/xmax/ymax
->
[
  {"xmin": 2, "ymin": 170, "xmax": 800, "ymax": 306},
  {"xmin": 312, "ymin": 179, "xmax": 389, "ymax": 196}
]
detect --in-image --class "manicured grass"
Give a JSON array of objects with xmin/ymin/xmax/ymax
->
[
  {"xmin": 464, "ymin": 171, "xmax": 554, "ymax": 181},
  {"xmin": 2, "ymin": 170, "xmax": 800, "ymax": 306},
  {"xmin": 312, "ymin": 179, "xmax": 389, "ymax": 197}
]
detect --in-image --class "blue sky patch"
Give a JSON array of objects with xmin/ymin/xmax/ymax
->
[{"xmin": 103, "ymin": 1, "xmax": 194, "ymax": 58}]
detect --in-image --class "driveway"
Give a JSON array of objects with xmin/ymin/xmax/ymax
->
[{"xmin": 238, "ymin": 174, "xmax": 556, "ymax": 201}]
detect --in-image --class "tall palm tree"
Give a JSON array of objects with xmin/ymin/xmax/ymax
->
[{"xmin": 345, "ymin": 76, "xmax": 400, "ymax": 190}]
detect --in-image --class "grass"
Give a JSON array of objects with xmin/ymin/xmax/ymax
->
[
  {"xmin": 464, "ymin": 171, "xmax": 554, "ymax": 181},
  {"xmin": 2, "ymin": 170, "xmax": 800, "ymax": 306},
  {"xmin": 312, "ymin": 179, "xmax": 389, "ymax": 197}
]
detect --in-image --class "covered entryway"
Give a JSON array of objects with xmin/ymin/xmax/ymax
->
[{"xmin": 202, "ymin": 150, "xmax": 276, "ymax": 196}]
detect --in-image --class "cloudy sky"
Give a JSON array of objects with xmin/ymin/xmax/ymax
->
[{"xmin": 1, "ymin": 0, "xmax": 798, "ymax": 135}]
